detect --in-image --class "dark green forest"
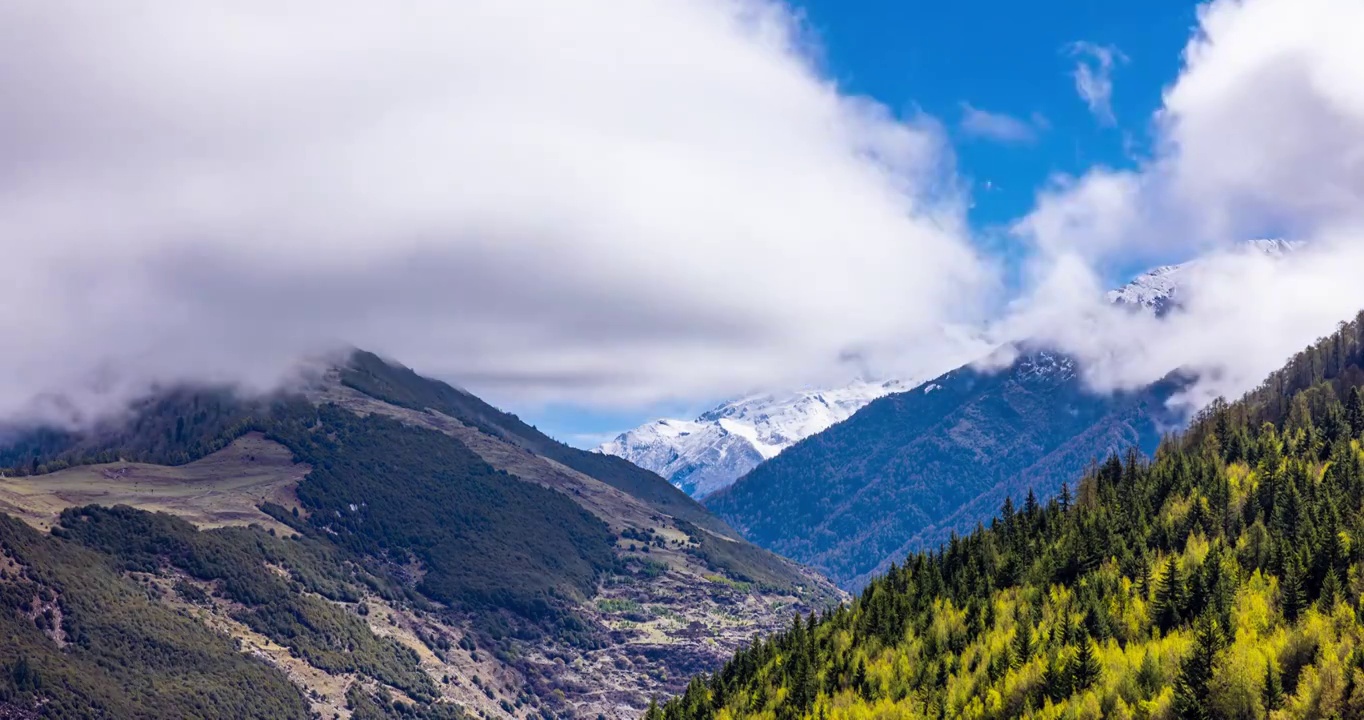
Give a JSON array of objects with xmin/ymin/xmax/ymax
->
[{"xmin": 655, "ymin": 312, "xmax": 1364, "ymax": 720}]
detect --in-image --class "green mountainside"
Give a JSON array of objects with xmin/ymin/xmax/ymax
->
[
  {"xmin": 339, "ymin": 351, "xmax": 736, "ymax": 540},
  {"xmin": 654, "ymin": 311, "xmax": 1364, "ymax": 720},
  {"xmin": 0, "ymin": 352, "xmax": 837, "ymax": 720}
]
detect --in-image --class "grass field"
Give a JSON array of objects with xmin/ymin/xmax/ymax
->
[{"xmin": 0, "ymin": 432, "xmax": 306, "ymax": 533}]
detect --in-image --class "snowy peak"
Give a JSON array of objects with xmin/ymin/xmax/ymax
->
[
  {"xmin": 1106, "ymin": 263, "xmax": 1186, "ymax": 313},
  {"xmin": 603, "ymin": 238, "xmax": 1298, "ymax": 500},
  {"xmin": 597, "ymin": 378, "xmax": 914, "ymax": 498},
  {"xmin": 1106, "ymin": 238, "xmax": 1300, "ymax": 313}
]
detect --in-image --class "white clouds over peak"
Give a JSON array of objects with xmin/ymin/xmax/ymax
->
[
  {"xmin": 4, "ymin": 0, "xmax": 1364, "ymax": 430},
  {"xmin": 1007, "ymin": 0, "xmax": 1364, "ymax": 409},
  {"xmin": 0, "ymin": 0, "xmax": 992, "ymax": 422}
]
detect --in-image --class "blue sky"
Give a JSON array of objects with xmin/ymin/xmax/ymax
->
[
  {"xmin": 796, "ymin": 0, "xmax": 1198, "ymax": 226},
  {"xmin": 518, "ymin": 0, "xmax": 1206, "ymax": 448}
]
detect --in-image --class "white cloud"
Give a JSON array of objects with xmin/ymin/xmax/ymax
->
[
  {"xmin": 959, "ymin": 103, "xmax": 1044, "ymax": 144},
  {"xmin": 1066, "ymin": 42, "xmax": 1127, "ymax": 125},
  {"xmin": 1008, "ymin": 0, "xmax": 1364, "ymax": 411},
  {"xmin": 0, "ymin": 0, "xmax": 993, "ymax": 424}
]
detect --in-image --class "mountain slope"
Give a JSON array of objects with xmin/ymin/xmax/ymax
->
[
  {"xmin": 605, "ymin": 239, "xmax": 1296, "ymax": 503},
  {"xmin": 656, "ymin": 309, "xmax": 1364, "ymax": 720},
  {"xmin": 0, "ymin": 352, "xmax": 841, "ymax": 720},
  {"xmin": 706, "ymin": 241, "xmax": 1297, "ymax": 589},
  {"xmin": 705, "ymin": 353, "xmax": 1178, "ymax": 588},
  {"xmin": 599, "ymin": 380, "xmax": 913, "ymax": 498},
  {"xmin": 342, "ymin": 351, "xmax": 737, "ymax": 537}
]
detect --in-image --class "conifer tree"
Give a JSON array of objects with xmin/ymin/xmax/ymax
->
[
  {"xmin": 1041, "ymin": 652, "xmax": 1069, "ymax": 702},
  {"xmin": 1174, "ymin": 614, "xmax": 1225, "ymax": 720},
  {"xmin": 1070, "ymin": 639, "xmax": 1101, "ymax": 692},
  {"xmin": 1321, "ymin": 568, "xmax": 1342, "ymax": 610},
  {"xmin": 1154, "ymin": 556, "xmax": 1186, "ymax": 631},
  {"xmin": 1010, "ymin": 620, "xmax": 1032, "ymax": 670},
  {"xmin": 1262, "ymin": 658, "xmax": 1284, "ymax": 718},
  {"xmin": 1281, "ymin": 556, "xmax": 1306, "ymax": 622},
  {"xmin": 1349, "ymin": 386, "xmax": 1364, "ymax": 438}
]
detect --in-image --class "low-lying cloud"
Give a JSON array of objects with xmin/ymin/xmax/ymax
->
[
  {"xmin": 0, "ymin": 0, "xmax": 991, "ymax": 423},
  {"xmin": 1004, "ymin": 0, "xmax": 1364, "ymax": 410},
  {"xmin": 4, "ymin": 0, "xmax": 1364, "ymax": 432}
]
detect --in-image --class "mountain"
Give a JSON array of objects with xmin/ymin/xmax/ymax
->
[
  {"xmin": 599, "ymin": 380, "xmax": 913, "ymax": 498},
  {"xmin": 606, "ymin": 239, "xmax": 1298, "ymax": 501},
  {"xmin": 704, "ymin": 352, "xmax": 1180, "ymax": 589},
  {"xmin": 1107, "ymin": 238, "xmax": 1300, "ymax": 313},
  {"xmin": 705, "ymin": 240, "xmax": 1298, "ymax": 589},
  {"xmin": 0, "ymin": 352, "xmax": 841, "ymax": 720},
  {"xmin": 656, "ymin": 309, "xmax": 1364, "ymax": 720}
]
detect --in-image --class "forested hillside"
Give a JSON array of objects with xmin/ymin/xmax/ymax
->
[
  {"xmin": 0, "ymin": 352, "xmax": 836, "ymax": 719},
  {"xmin": 655, "ymin": 311, "xmax": 1364, "ymax": 719}
]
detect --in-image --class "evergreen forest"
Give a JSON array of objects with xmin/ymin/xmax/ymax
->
[{"xmin": 652, "ymin": 311, "xmax": 1364, "ymax": 720}]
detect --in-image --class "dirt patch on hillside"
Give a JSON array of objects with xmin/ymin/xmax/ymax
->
[{"xmin": 0, "ymin": 433, "xmax": 306, "ymax": 533}]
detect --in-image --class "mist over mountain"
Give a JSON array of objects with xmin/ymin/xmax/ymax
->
[
  {"xmin": 0, "ymin": 351, "xmax": 839, "ymax": 719},
  {"xmin": 703, "ymin": 240, "xmax": 1297, "ymax": 589}
]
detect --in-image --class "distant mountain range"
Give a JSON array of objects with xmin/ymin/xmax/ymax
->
[
  {"xmin": 605, "ymin": 238, "xmax": 1299, "ymax": 502},
  {"xmin": 703, "ymin": 239, "xmax": 1298, "ymax": 589}
]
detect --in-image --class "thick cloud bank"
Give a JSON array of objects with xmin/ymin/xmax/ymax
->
[
  {"xmin": 0, "ymin": 0, "xmax": 987, "ymax": 423},
  {"xmin": 1004, "ymin": 0, "xmax": 1364, "ymax": 411},
  {"xmin": 4, "ymin": 0, "xmax": 1364, "ymax": 429}
]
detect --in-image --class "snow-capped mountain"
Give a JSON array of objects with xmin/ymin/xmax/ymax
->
[
  {"xmin": 605, "ymin": 238, "xmax": 1298, "ymax": 500},
  {"xmin": 598, "ymin": 379, "xmax": 913, "ymax": 498},
  {"xmin": 1107, "ymin": 238, "xmax": 1299, "ymax": 313}
]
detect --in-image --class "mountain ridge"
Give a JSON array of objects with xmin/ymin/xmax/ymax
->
[
  {"xmin": 605, "ymin": 239, "xmax": 1297, "ymax": 500},
  {"xmin": 0, "ymin": 351, "xmax": 842, "ymax": 720},
  {"xmin": 704, "ymin": 239, "xmax": 1297, "ymax": 590}
]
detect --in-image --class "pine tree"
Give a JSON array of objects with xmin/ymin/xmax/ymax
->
[
  {"xmin": 1320, "ymin": 568, "xmax": 1342, "ymax": 610},
  {"xmin": 1153, "ymin": 556, "xmax": 1186, "ymax": 631},
  {"xmin": 1174, "ymin": 615, "xmax": 1225, "ymax": 720},
  {"xmin": 1010, "ymin": 620, "xmax": 1032, "ymax": 669},
  {"xmin": 1348, "ymin": 386, "xmax": 1364, "ymax": 438},
  {"xmin": 1060, "ymin": 482, "xmax": 1072, "ymax": 513},
  {"xmin": 1042, "ymin": 652, "xmax": 1069, "ymax": 702},
  {"xmin": 1136, "ymin": 650, "xmax": 1161, "ymax": 694},
  {"xmin": 1281, "ymin": 556, "xmax": 1306, "ymax": 621},
  {"xmin": 1070, "ymin": 639, "xmax": 1101, "ymax": 692},
  {"xmin": 1262, "ymin": 658, "xmax": 1284, "ymax": 718}
]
